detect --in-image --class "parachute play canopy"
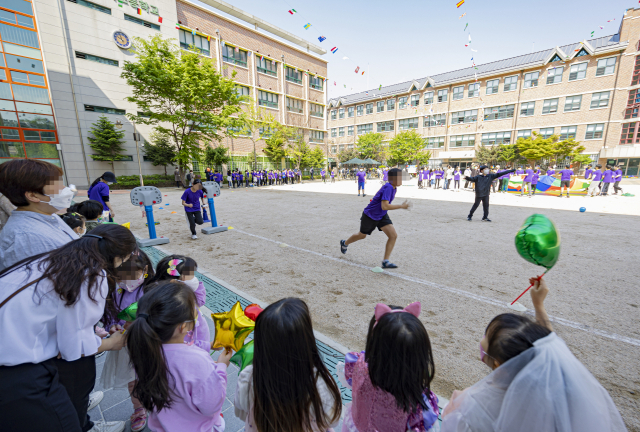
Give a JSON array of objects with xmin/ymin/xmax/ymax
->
[{"xmin": 507, "ymin": 175, "xmax": 590, "ymax": 196}]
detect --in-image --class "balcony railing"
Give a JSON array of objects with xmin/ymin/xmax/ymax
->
[
  {"xmin": 287, "ymin": 106, "xmax": 303, "ymax": 113},
  {"xmin": 310, "ymin": 111, "xmax": 323, "ymax": 118},
  {"xmin": 310, "ymin": 83, "xmax": 323, "ymax": 90},
  {"xmin": 257, "ymin": 66, "xmax": 277, "ymax": 77},
  {"xmin": 223, "ymin": 56, "xmax": 247, "ymax": 67},
  {"xmin": 258, "ymin": 100, "xmax": 278, "ymax": 108},
  {"xmin": 286, "ymin": 75, "xmax": 302, "ymax": 84}
]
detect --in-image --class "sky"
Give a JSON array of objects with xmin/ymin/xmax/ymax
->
[{"xmin": 193, "ymin": 0, "xmax": 636, "ymax": 99}]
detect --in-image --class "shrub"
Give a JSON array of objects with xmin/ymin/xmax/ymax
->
[{"xmin": 111, "ymin": 174, "xmax": 174, "ymax": 189}]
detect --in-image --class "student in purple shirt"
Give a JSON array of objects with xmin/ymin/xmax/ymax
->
[
  {"xmin": 331, "ymin": 168, "xmax": 335, "ymax": 183},
  {"xmin": 88, "ymin": 171, "xmax": 117, "ymax": 221},
  {"xmin": 516, "ymin": 166, "xmax": 524, "ymax": 175},
  {"xmin": 558, "ymin": 167, "xmax": 574, "ymax": 198},
  {"xmin": 453, "ymin": 167, "xmax": 461, "ymax": 190},
  {"xmin": 546, "ymin": 166, "xmax": 556, "ymax": 176},
  {"xmin": 587, "ymin": 164, "xmax": 603, "ymax": 197},
  {"xmin": 383, "ymin": 169, "xmax": 388, "ymax": 182},
  {"xmin": 521, "ymin": 165, "xmax": 534, "ymax": 197},
  {"xmin": 531, "ymin": 165, "xmax": 541, "ymax": 195},
  {"xmin": 181, "ymin": 179, "xmax": 207, "ymax": 239},
  {"xmin": 356, "ymin": 168, "xmax": 367, "ymax": 197},
  {"xmin": 601, "ymin": 165, "xmax": 615, "ymax": 196},
  {"xmin": 584, "ymin": 165, "xmax": 593, "ymax": 180},
  {"xmin": 613, "ymin": 165, "xmax": 624, "ymax": 195}
]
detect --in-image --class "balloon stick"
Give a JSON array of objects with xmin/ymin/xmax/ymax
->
[{"xmin": 510, "ymin": 273, "xmax": 546, "ymax": 306}]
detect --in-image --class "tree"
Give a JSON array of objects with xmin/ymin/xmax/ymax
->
[
  {"xmin": 387, "ymin": 130, "xmax": 430, "ymax": 166},
  {"xmin": 142, "ymin": 130, "xmax": 176, "ymax": 174},
  {"xmin": 204, "ymin": 145, "xmax": 230, "ymax": 170},
  {"xmin": 286, "ymin": 132, "xmax": 311, "ymax": 170},
  {"xmin": 516, "ymin": 132, "xmax": 556, "ymax": 165},
  {"xmin": 264, "ymin": 123, "xmax": 295, "ymax": 166},
  {"xmin": 553, "ymin": 138, "xmax": 590, "ymax": 171},
  {"xmin": 87, "ymin": 115, "xmax": 126, "ymax": 174},
  {"xmin": 497, "ymin": 144, "xmax": 519, "ymax": 166},
  {"xmin": 306, "ymin": 146, "xmax": 325, "ymax": 169},
  {"xmin": 337, "ymin": 148, "xmax": 359, "ymax": 163},
  {"xmin": 356, "ymin": 132, "xmax": 386, "ymax": 162},
  {"xmin": 476, "ymin": 145, "xmax": 501, "ymax": 166},
  {"xmin": 121, "ymin": 34, "xmax": 243, "ymax": 182},
  {"xmin": 239, "ymin": 101, "xmax": 278, "ymax": 169}
]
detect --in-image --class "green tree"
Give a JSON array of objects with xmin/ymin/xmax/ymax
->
[
  {"xmin": 142, "ymin": 130, "xmax": 176, "ymax": 174},
  {"xmin": 306, "ymin": 146, "xmax": 325, "ymax": 169},
  {"xmin": 356, "ymin": 132, "xmax": 386, "ymax": 162},
  {"xmin": 337, "ymin": 148, "xmax": 359, "ymax": 163},
  {"xmin": 516, "ymin": 132, "xmax": 556, "ymax": 165},
  {"xmin": 476, "ymin": 145, "xmax": 501, "ymax": 166},
  {"xmin": 264, "ymin": 123, "xmax": 295, "ymax": 166},
  {"xmin": 553, "ymin": 138, "xmax": 590, "ymax": 171},
  {"xmin": 387, "ymin": 130, "xmax": 429, "ymax": 166},
  {"xmin": 121, "ymin": 34, "xmax": 243, "ymax": 182},
  {"xmin": 87, "ymin": 115, "xmax": 126, "ymax": 174},
  {"xmin": 497, "ymin": 144, "xmax": 519, "ymax": 166},
  {"xmin": 286, "ymin": 132, "xmax": 311, "ymax": 170},
  {"xmin": 204, "ymin": 145, "xmax": 230, "ymax": 170}
]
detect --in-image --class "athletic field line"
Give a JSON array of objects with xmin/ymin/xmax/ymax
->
[{"xmin": 233, "ymin": 229, "xmax": 640, "ymax": 348}]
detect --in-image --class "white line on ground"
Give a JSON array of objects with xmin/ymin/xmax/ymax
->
[{"xmin": 234, "ymin": 229, "xmax": 640, "ymax": 348}]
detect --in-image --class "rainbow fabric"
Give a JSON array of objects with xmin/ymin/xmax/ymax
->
[{"xmin": 506, "ymin": 175, "xmax": 590, "ymax": 196}]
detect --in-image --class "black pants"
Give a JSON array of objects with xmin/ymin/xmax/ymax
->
[
  {"xmin": 436, "ymin": 178, "xmax": 441, "ymax": 188},
  {"xmin": 468, "ymin": 195, "xmax": 490, "ymax": 219},
  {"xmin": 613, "ymin": 181, "xmax": 622, "ymax": 193},
  {"xmin": 601, "ymin": 183, "xmax": 610, "ymax": 195},
  {"xmin": 186, "ymin": 210, "xmax": 204, "ymax": 235},
  {"xmin": 55, "ymin": 356, "xmax": 96, "ymax": 432},
  {"xmin": 454, "ymin": 180, "xmax": 460, "ymax": 189}
]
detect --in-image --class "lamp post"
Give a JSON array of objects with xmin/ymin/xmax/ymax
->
[{"xmin": 116, "ymin": 119, "xmax": 144, "ymax": 186}]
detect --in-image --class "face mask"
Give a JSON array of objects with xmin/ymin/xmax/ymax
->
[
  {"xmin": 182, "ymin": 276, "xmax": 199, "ymax": 291},
  {"xmin": 79, "ymin": 228, "xmax": 86, "ymax": 236},
  {"xmin": 117, "ymin": 273, "xmax": 145, "ymax": 292},
  {"xmin": 44, "ymin": 186, "xmax": 74, "ymax": 210},
  {"xmin": 480, "ymin": 341, "xmax": 487, "ymax": 362},
  {"xmin": 483, "ymin": 169, "xmax": 490, "ymax": 175}
]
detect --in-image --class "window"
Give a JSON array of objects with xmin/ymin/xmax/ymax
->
[
  {"xmin": 0, "ymin": 10, "xmax": 34, "ymax": 27},
  {"xmin": 520, "ymin": 101, "xmax": 535, "ymax": 116},
  {"xmin": 437, "ymin": 89, "xmax": 448, "ymax": 102},
  {"xmin": 632, "ymin": 56, "xmax": 640, "ymax": 86},
  {"xmin": 16, "ymin": 102, "xmax": 52, "ymax": 115},
  {"xmin": 309, "ymin": 75, "xmax": 323, "ymax": 90},
  {"xmin": 0, "ymin": 128, "xmax": 20, "ymax": 140},
  {"xmin": 486, "ymin": 79, "xmax": 499, "ymax": 95},
  {"xmin": 285, "ymin": 67, "xmax": 302, "ymax": 84},
  {"xmin": 424, "ymin": 114, "xmax": 446, "ymax": 127},
  {"xmin": 235, "ymin": 85, "xmax": 250, "ymax": 97},
  {"xmin": 331, "ymin": 145, "xmax": 337, "ymax": 153},
  {"xmin": 542, "ymin": 98, "xmax": 558, "ymax": 114},
  {"xmin": 68, "ymin": 0, "xmax": 111, "ymax": 15},
  {"xmin": 331, "ymin": 128, "xmax": 337, "ymax": 137},
  {"xmin": 596, "ymin": 57, "xmax": 616, "ymax": 76},
  {"xmin": 451, "ymin": 109, "xmax": 477, "ymax": 124},
  {"xmin": 339, "ymin": 108, "xmax": 345, "ymax": 119},
  {"xmin": 16, "ymin": 113, "xmax": 54, "ymax": 129},
  {"xmin": 539, "ymin": 128, "xmax": 554, "ymax": 139},
  {"xmin": 517, "ymin": 130, "xmax": 531, "ymax": 139},
  {"xmin": 564, "ymin": 95, "xmax": 582, "ymax": 112},
  {"xmin": 585, "ymin": 123, "xmax": 604, "ymax": 139},
  {"xmin": 481, "ymin": 131, "xmax": 511, "ymax": 145},
  {"xmin": 75, "ymin": 52, "xmax": 118, "ymax": 67},
  {"xmin": 366, "ymin": 103, "xmax": 373, "ymax": 114},
  {"xmin": 547, "ymin": 67, "xmax": 563, "ymax": 84},
  {"xmin": 452, "ymin": 86, "xmax": 464, "ymax": 100},
  {"xmin": 591, "ymin": 91, "xmax": 610, "ymax": 109},
  {"xmin": 398, "ymin": 96, "xmax": 408, "ymax": 109},
  {"xmin": 222, "ymin": 44, "xmax": 247, "ymax": 66},
  {"xmin": 424, "ymin": 91, "xmax": 434, "ymax": 104},
  {"xmin": 569, "ymin": 63, "xmax": 587, "ymax": 81},
  {"xmin": 377, "ymin": 121, "xmax": 394, "ymax": 132},
  {"xmin": 257, "ymin": 90, "xmax": 278, "ymax": 108},
  {"xmin": 0, "ymin": 110, "xmax": 19, "ymax": 127},
  {"xmin": 227, "ymin": 124, "xmax": 250, "ymax": 136},
  {"xmin": 339, "ymin": 145, "xmax": 345, "ymax": 152},
  {"xmin": 348, "ymin": 107, "xmax": 354, "ymax": 117},
  {"xmin": 387, "ymin": 99, "xmax": 395, "ymax": 110},
  {"xmin": 287, "ymin": 98, "xmax": 303, "ymax": 113},
  {"xmin": 398, "ymin": 118, "xmax": 419, "ymax": 130},
  {"xmin": 125, "ymin": 14, "xmax": 160, "ymax": 31},
  {"xmin": 450, "ymin": 134, "xmax": 475, "ymax": 147},
  {"xmin": 347, "ymin": 144, "xmax": 354, "ymax": 150},
  {"xmin": 258, "ymin": 126, "xmax": 273, "ymax": 138},
  {"xmin": 331, "ymin": 110, "xmax": 336, "ymax": 120},
  {"xmin": 0, "ymin": 23, "xmax": 39, "ymax": 49},
  {"xmin": 524, "ymin": 72, "xmax": 539, "ymax": 88},
  {"xmin": 504, "ymin": 76, "xmax": 518, "ymax": 92},
  {"xmin": 483, "ymin": 105, "xmax": 514, "ymax": 121},
  {"xmin": 411, "ymin": 94, "xmax": 420, "ymax": 107},
  {"xmin": 23, "ymin": 130, "xmax": 56, "ymax": 142},
  {"xmin": 84, "ymin": 105, "xmax": 125, "ymax": 115},
  {"xmin": 310, "ymin": 103, "xmax": 323, "ymax": 118},
  {"xmin": 425, "ymin": 136, "xmax": 445, "ymax": 148},
  {"xmin": 338, "ymin": 127, "xmax": 344, "ymax": 137},
  {"xmin": 11, "ymin": 71, "xmax": 44, "ymax": 86},
  {"xmin": 468, "ymin": 83, "xmax": 479, "ymax": 98},
  {"xmin": 310, "ymin": 130, "xmax": 324, "ymax": 143},
  {"xmin": 377, "ymin": 101, "xmax": 384, "ymax": 112},
  {"xmin": 257, "ymin": 57, "xmax": 277, "ymax": 77},
  {"xmin": 357, "ymin": 123, "xmax": 373, "ymax": 134},
  {"xmin": 620, "ymin": 122, "xmax": 639, "ymax": 144},
  {"xmin": 347, "ymin": 126, "xmax": 354, "ymax": 136},
  {"xmin": 4, "ymin": 55, "xmax": 43, "ymax": 74},
  {"xmin": 357, "ymin": 105, "xmax": 363, "ymax": 116},
  {"xmin": 559, "ymin": 126, "xmax": 577, "ymax": 140}
]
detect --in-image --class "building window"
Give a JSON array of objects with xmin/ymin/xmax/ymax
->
[
  {"xmin": 331, "ymin": 145, "xmax": 337, "ymax": 153},
  {"xmin": 235, "ymin": 85, "xmax": 250, "ymax": 98},
  {"xmin": 0, "ymin": 23, "xmax": 39, "ymax": 48},
  {"xmin": 285, "ymin": 67, "xmax": 302, "ymax": 84},
  {"xmin": 620, "ymin": 122, "xmax": 639, "ymax": 144},
  {"xmin": 424, "ymin": 92, "xmax": 434, "ymax": 104},
  {"xmin": 330, "ymin": 128, "xmax": 337, "ymax": 138},
  {"xmin": 15, "ymin": 102, "xmax": 53, "ymax": 115},
  {"xmin": 592, "ymin": 91, "xmax": 610, "ymax": 109},
  {"xmin": 520, "ymin": 101, "xmax": 535, "ymax": 116},
  {"xmin": 75, "ymin": 52, "xmax": 118, "ymax": 67},
  {"xmin": 483, "ymin": 105, "xmax": 514, "ymax": 121},
  {"xmin": 258, "ymin": 126, "xmax": 273, "ymax": 138},
  {"xmin": 387, "ymin": 99, "xmax": 395, "ymax": 110},
  {"xmin": 377, "ymin": 121, "xmax": 394, "ymax": 132},
  {"xmin": 504, "ymin": 76, "xmax": 518, "ymax": 92},
  {"xmin": 357, "ymin": 123, "xmax": 373, "ymax": 134},
  {"xmin": 348, "ymin": 107, "xmax": 354, "ymax": 117},
  {"xmin": 547, "ymin": 67, "xmax": 563, "ymax": 84},
  {"xmin": 310, "ymin": 103, "xmax": 324, "ymax": 117},
  {"xmin": 0, "ymin": 10, "xmax": 33, "ymax": 28},
  {"xmin": 338, "ymin": 127, "xmax": 344, "ymax": 137},
  {"xmin": 437, "ymin": 89, "xmax": 448, "ymax": 102},
  {"xmin": 450, "ymin": 134, "xmax": 475, "ymax": 147},
  {"xmin": 377, "ymin": 101, "xmax": 384, "ymax": 112},
  {"xmin": 452, "ymin": 86, "xmax": 464, "ymax": 100},
  {"xmin": 339, "ymin": 108, "xmax": 345, "ymax": 119},
  {"xmin": 517, "ymin": 130, "xmax": 531, "ymax": 139},
  {"xmin": 524, "ymin": 71, "xmax": 539, "ymax": 88},
  {"xmin": 424, "ymin": 114, "xmax": 446, "ymax": 127},
  {"xmin": 486, "ymin": 79, "xmax": 499, "ymax": 95},
  {"xmin": 347, "ymin": 126, "xmax": 354, "ymax": 136},
  {"xmin": 411, "ymin": 94, "xmax": 420, "ymax": 106},
  {"xmin": 585, "ymin": 123, "xmax": 604, "ymax": 139},
  {"xmin": 451, "ymin": 109, "xmax": 477, "ymax": 124},
  {"xmin": 398, "ymin": 118, "xmax": 418, "ymax": 130},
  {"xmin": 425, "ymin": 136, "xmax": 445, "ymax": 148},
  {"xmin": 339, "ymin": 145, "xmax": 345, "ymax": 152},
  {"xmin": 347, "ymin": 144, "xmax": 354, "ymax": 150},
  {"xmin": 542, "ymin": 98, "xmax": 558, "ymax": 114},
  {"xmin": 67, "ymin": 0, "xmax": 111, "ymax": 14},
  {"xmin": 356, "ymin": 105, "xmax": 363, "ymax": 116},
  {"xmin": 559, "ymin": 126, "xmax": 577, "ymax": 140},
  {"xmin": 596, "ymin": 57, "xmax": 616, "ymax": 76},
  {"xmin": 257, "ymin": 90, "xmax": 278, "ymax": 108},
  {"xmin": 331, "ymin": 110, "xmax": 336, "ymax": 120},
  {"xmin": 366, "ymin": 103, "xmax": 373, "ymax": 114},
  {"xmin": 222, "ymin": 44, "xmax": 246, "ymax": 66},
  {"xmin": 125, "ymin": 14, "xmax": 160, "ymax": 31},
  {"xmin": 568, "ymin": 62, "xmax": 587, "ymax": 81},
  {"xmin": 227, "ymin": 125, "xmax": 251, "ymax": 136},
  {"xmin": 10, "ymin": 71, "xmax": 44, "ymax": 86},
  {"xmin": 84, "ymin": 105, "xmax": 125, "ymax": 115},
  {"xmin": 23, "ymin": 130, "xmax": 56, "ymax": 142},
  {"xmin": 257, "ymin": 57, "xmax": 277, "ymax": 76},
  {"xmin": 632, "ymin": 56, "xmax": 640, "ymax": 86},
  {"xmin": 309, "ymin": 75, "xmax": 323, "ymax": 90},
  {"xmin": 310, "ymin": 130, "xmax": 324, "ymax": 143},
  {"xmin": 287, "ymin": 98, "xmax": 303, "ymax": 113},
  {"xmin": 398, "ymin": 96, "xmax": 408, "ymax": 109},
  {"xmin": 564, "ymin": 95, "xmax": 582, "ymax": 112},
  {"xmin": 481, "ymin": 131, "xmax": 511, "ymax": 145},
  {"xmin": 539, "ymin": 127, "xmax": 554, "ymax": 139},
  {"xmin": 468, "ymin": 83, "xmax": 479, "ymax": 98}
]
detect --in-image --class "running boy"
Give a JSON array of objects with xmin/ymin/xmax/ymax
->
[
  {"xmin": 356, "ymin": 168, "xmax": 366, "ymax": 196},
  {"xmin": 340, "ymin": 168, "xmax": 409, "ymax": 269},
  {"xmin": 181, "ymin": 179, "xmax": 207, "ymax": 239}
]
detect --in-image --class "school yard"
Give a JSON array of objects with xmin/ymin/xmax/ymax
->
[{"xmin": 107, "ymin": 179, "xmax": 640, "ymax": 430}]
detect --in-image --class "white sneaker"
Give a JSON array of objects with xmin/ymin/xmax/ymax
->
[
  {"xmin": 87, "ymin": 391, "xmax": 103, "ymax": 411},
  {"xmin": 191, "ymin": 234, "xmax": 198, "ymax": 240},
  {"xmin": 88, "ymin": 421, "xmax": 125, "ymax": 432}
]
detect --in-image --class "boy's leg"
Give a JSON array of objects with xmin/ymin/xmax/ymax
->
[
  {"xmin": 195, "ymin": 210, "xmax": 204, "ymax": 226},
  {"xmin": 468, "ymin": 196, "xmax": 481, "ymax": 219},
  {"xmin": 186, "ymin": 212, "xmax": 197, "ymax": 235},
  {"xmin": 379, "ymin": 224, "xmax": 398, "ymax": 261},
  {"xmin": 481, "ymin": 196, "xmax": 490, "ymax": 220}
]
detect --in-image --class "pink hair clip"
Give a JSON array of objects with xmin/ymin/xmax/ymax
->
[
  {"xmin": 374, "ymin": 302, "xmax": 421, "ymax": 326},
  {"xmin": 167, "ymin": 259, "xmax": 183, "ymax": 276}
]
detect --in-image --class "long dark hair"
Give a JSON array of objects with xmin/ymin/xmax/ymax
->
[
  {"xmin": 252, "ymin": 298, "xmax": 342, "ymax": 432},
  {"xmin": 146, "ymin": 255, "xmax": 197, "ymax": 290},
  {"xmin": 69, "ymin": 200, "xmax": 104, "ymax": 220},
  {"xmin": 485, "ymin": 313, "xmax": 551, "ymax": 364},
  {"xmin": 114, "ymin": 249, "xmax": 155, "ymax": 311},
  {"xmin": 0, "ymin": 225, "xmax": 136, "ymax": 316},
  {"xmin": 127, "ymin": 281, "xmax": 197, "ymax": 412},
  {"xmin": 60, "ymin": 212, "xmax": 86, "ymax": 231},
  {"xmin": 365, "ymin": 305, "xmax": 435, "ymax": 413}
]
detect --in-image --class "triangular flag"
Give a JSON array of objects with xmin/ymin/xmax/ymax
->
[
  {"xmin": 175, "ymin": 22, "xmax": 180, "ymax": 29},
  {"xmin": 464, "ymin": 23, "xmax": 468, "ymax": 31},
  {"xmin": 192, "ymin": 29, "xmax": 196, "ymax": 36},
  {"xmin": 207, "ymin": 35, "xmax": 210, "ymax": 41},
  {"xmin": 331, "ymin": 47, "xmax": 338, "ymax": 53},
  {"xmin": 378, "ymin": 85, "xmax": 382, "ymax": 90},
  {"xmin": 137, "ymin": 7, "xmax": 142, "ymax": 14}
]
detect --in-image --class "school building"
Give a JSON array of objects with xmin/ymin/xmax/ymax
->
[{"xmin": 328, "ymin": 7, "xmax": 640, "ymax": 177}]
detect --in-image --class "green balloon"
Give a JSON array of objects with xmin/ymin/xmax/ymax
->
[
  {"xmin": 229, "ymin": 340, "xmax": 254, "ymax": 373},
  {"xmin": 515, "ymin": 214, "xmax": 560, "ymax": 270},
  {"xmin": 117, "ymin": 302, "xmax": 138, "ymax": 322}
]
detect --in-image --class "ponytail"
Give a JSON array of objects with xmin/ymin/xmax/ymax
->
[{"xmin": 89, "ymin": 175, "xmax": 103, "ymax": 190}]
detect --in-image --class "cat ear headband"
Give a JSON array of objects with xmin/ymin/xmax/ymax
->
[
  {"xmin": 167, "ymin": 259, "xmax": 183, "ymax": 276},
  {"xmin": 374, "ymin": 302, "xmax": 421, "ymax": 327}
]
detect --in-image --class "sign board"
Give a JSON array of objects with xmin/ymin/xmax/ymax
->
[{"xmin": 130, "ymin": 186, "xmax": 163, "ymax": 206}]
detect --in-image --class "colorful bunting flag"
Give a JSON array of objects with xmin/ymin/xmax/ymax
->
[
  {"xmin": 379, "ymin": 85, "xmax": 382, "ymax": 90},
  {"xmin": 118, "ymin": 2, "xmax": 123, "ymax": 6},
  {"xmin": 334, "ymin": 81, "xmax": 336, "ymax": 86},
  {"xmin": 288, "ymin": 9, "xmax": 297, "ymax": 14},
  {"xmin": 318, "ymin": 36, "xmax": 326, "ymax": 42},
  {"xmin": 459, "ymin": 12, "xmax": 466, "ymax": 19},
  {"xmin": 362, "ymin": 71, "xmax": 365, "ymax": 75},
  {"xmin": 331, "ymin": 47, "xmax": 338, "ymax": 53},
  {"xmin": 456, "ymin": 0, "xmax": 465, "ymax": 8},
  {"xmin": 175, "ymin": 22, "xmax": 180, "ymax": 29},
  {"xmin": 344, "ymin": 84, "xmax": 346, "ymax": 88},
  {"xmin": 355, "ymin": 66, "xmax": 360, "ymax": 73},
  {"xmin": 137, "ymin": 7, "xmax": 142, "ymax": 14},
  {"xmin": 158, "ymin": 17, "xmax": 163, "ymax": 23},
  {"xmin": 192, "ymin": 29, "xmax": 196, "ymax": 36},
  {"xmin": 464, "ymin": 23, "xmax": 468, "ymax": 31},
  {"xmin": 207, "ymin": 35, "xmax": 210, "ymax": 41},
  {"xmin": 304, "ymin": 23, "xmax": 311, "ymax": 29}
]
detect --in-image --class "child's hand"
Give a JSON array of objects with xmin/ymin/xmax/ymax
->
[
  {"xmin": 529, "ymin": 276, "xmax": 549, "ymax": 309},
  {"xmin": 401, "ymin": 200, "xmax": 410, "ymax": 210},
  {"xmin": 216, "ymin": 348, "xmax": 233, "ymax": 367},
  {"xmin": 210, "ymin": 341, "xmax": 224, "ymax": 351},
  {"xmin": 109, "ymin": 324, "xmax": 122, "ymax": 334},
  {"xmin": 108, "ymin": 330, "xmax": 127, "ymax": 351}
]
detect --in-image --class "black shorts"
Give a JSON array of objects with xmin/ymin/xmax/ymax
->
[
  {"xmin": 560, "ymin": 180, "xmax": 570, "ymax": 187},
  {"xmin": 360, "ymin": 212, "xmax": 392, "ymax": 235}
]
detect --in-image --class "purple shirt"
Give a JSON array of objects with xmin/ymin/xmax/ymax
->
[
  {"xmin": 148, "ymin": 344, "xmax": 227, "ymax": 432},
  {"xmin": 383, "ymin": 170, "xmax": 388, "ymax": 181},
  {"xmin": 559, "ymin": 169, "xmax": 573, "ymax": 181},
  {"xmin": 516, "ymin": 169, "xmax": 524, "ymax": 175},
  {"xmin": 603, "ymin": 170, "xmax": 614, "ymax": 183},
  {"xmin": 532, "ymin": 170, "xmax": 540, "ymax": 185},
  {"xmin": 321, "ymin": 170, "xmax": 326, "ymax": 177},
  {"xmin": 546, "ymin": 169, "xmax": 555, "ymax": 176},
  {"xmin": 615, "ymin": 169, "xmax": 623, "ymax": 181},
  {"xmin": 331, "ymin": 171, "xmax": 335, "ymax": 177},
  {"xmin": 592, "ymin": 170, "xmax": 603, "ymax": 181},
  {"xmin": 88, "ymin": 181, "xmax": 110, "ymax": 211},
  {"xmin": 181, "ymin": 189, "xmax": 204, "ymax": 212},
  {"xmin": 364, "ymin": 183, "xmax": 396, "ymax": 221},
  {"xmin": 454, "ymin": 171, "xmax": 461, "ymax": 180},
  {"xmin": 356, "ymin": 171, "xmax": 366, "ymax": 183},
  {"xmin": 585, "ymin": 169, "xmax": 593, "ymax": 179},
  {"xmin": 524, "ymin": 169, "xmax": 534, "ymax": 182},
  {"xmin": 107, "ymin": 285, "xmax": 145, "ymax": 329}
]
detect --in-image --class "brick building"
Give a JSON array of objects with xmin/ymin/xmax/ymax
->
[{"xmin": 328, "ymin": 7, "xmax": 640, "ymax": 176}]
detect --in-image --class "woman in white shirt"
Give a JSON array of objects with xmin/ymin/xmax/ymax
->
[{"xmin": 0, "ymin": 224, "xmax": 136, "ymax": 432}]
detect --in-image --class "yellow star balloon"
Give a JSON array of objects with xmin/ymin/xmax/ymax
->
[{"xmin": 211, "ymin": 301, "xmax": 255, "ymax": 351}]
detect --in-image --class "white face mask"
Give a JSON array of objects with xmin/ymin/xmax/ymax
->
[
  {"xmin": 44, "ymin": 186, "xmax": 74, "ymax": 210},
  {"xmin": 182, "ymin": 276, "xmax": 199, "ymax": 291},
  {"xmin": 117, "ymin": 273, "xmax": 145, "ymax": 292},
  {"xmin": 79, "ymin": 227, "xmax": 86, "ymax": 236},
  {"xmin": 483, "ymin": 169, "xmax": 490, "ymax": 175}
]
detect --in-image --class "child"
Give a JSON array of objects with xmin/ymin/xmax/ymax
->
[
  {"xmin": 453, "ymin": 167, "xmax": 461, "ymax": 191},
  {"xmin": 69, "ymin": 199, "xmax": 103, "ymax": 233},
  {"xmin": 531, "ymin": 165, "xmax": 540, "ymax": 195},
  {"xmin": 558, "ymin": 166, "xmax": 574, "ymax": 198},
  {"xmin": 321, "ymin": 168, "xmax": 326, "ymax": 183},
  {"xmin": 465, "ymin": 165, "xmax": 515, "ymax": 222},
  {"xmin": 338, "ymin": 302, "xmax": 439, "ymax": 432},
  {"xmin": 587, "ymin": 164, "xmax": 603, "ymax": 197},
  {"xmin": 331, "ymin": 169, "xmax": 336, "ymax": 183},
  {"xmin": 520, "ymin": 165, "xmax": 533, "ymax": 197},
  {"xmin": 101, "ymin": 250, "xmax": 155, "ymax": 431},
  {"xmin": 340, "ymin": 168, "xmax": 409, "ymax": 269},
  {"xmin": 181, "ymin": 179, "xmax": 207, "ymax": 240},
  {"xmin": 147, "ymin": 255, "xmax": 211, "ymax": 353},
  {"xmin": 60, "ymin": 212, "xmax": 86, "ymax": 236},
  {"xmin": 127, "ymin": 281, "xmax": 232, "ymax": 432},
  {"xmin": 234, "ymin": 298, "xmax": 342, "ymax": 432},
  {"xmin": 356, "ymin": 168, "xmax": 366, "ymax": 197}
]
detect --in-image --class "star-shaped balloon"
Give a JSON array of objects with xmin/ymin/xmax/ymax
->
[
  {"xmin": 515, "ymin": 214, "xmax": 560, "ymax": 270},
  {"xmin": 230, "ymin": 340, "xmax": 254, "ymax": 373},
  {"xmin": 244, "ymin": 304, "xmax": 264, "ymax": 322},
  {"xmin": 117, "ymin": 302, "xmax": 138, "ymax": 322},
  {"xmin": 211, "ymin": 302, "xmax": 255, "ymax": 351}
]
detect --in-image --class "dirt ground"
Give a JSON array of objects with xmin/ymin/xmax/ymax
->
[{"xmin": 106, "ymin": 181, "xmax": 640, "ymax": 430}]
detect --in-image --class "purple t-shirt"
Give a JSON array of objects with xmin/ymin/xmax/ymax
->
[
  {"xmin": 603, "ymin": 170, "xmax": 614, "ymax": 183},
  {"xmin": 88, "ymin": 181, "xmax": 110, "ymax": 211},
  {"xmin": 559, "ymin": 169, "xmax": 573, "ymax": 181},
  {"xmin": 547, "ymin": 169, "xmax": 555, "ymax": 176},
  {"xmin": 181, "ymin": 189, "xmax": 204, "ymax": 212},
  {"xmin": 585, "ymin": 169, "xmax": 593, "ymax": 179},
  {"xmin": 516, "ymin": 169, "xmax": 524, "ymax": 175},
  {"xmin": 592, "ymin": 170, "xmax": 603, "ymax": 181},
  {"xmin": 383, "ymin": 170, "xmax": 388, "ymax": 181},
  {"xmin": 524, "ymin": 169, "xmax": 534, "ymax": 182},
  {"xmin": 364, "ymin": 183, "xmax": 396, "ymax": 221},
  {"xmin": 356, "ymin": 171, "xmax": 366, "ymax": 183},
  {"xmin": 454, "ymin": 171, "xmax": 461, "ymax": 180},
  {"xmin": 615, "ymin": 169, "xmax": 623, "ymax": 181},
  {"xmin": 532, "ymin": 170, "xmax": 540, "ymax": 184}
]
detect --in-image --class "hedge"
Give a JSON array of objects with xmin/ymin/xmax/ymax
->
[{"xmin": 110, "ymin": 174, "xmax": 174, "ymax": 190}]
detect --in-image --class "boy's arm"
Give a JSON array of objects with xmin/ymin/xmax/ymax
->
[
  {"xmin": 464, "ymin": 175, "xmax": 478, "ymax": 183},
  {"xmin": 381, "ymin": 200, "xmax": 409, "ymax": 211},
  {"xmin": 530, "ymin": 277, "xmax": 553, "ymax": 331}
]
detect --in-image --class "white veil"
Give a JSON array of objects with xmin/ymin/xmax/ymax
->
[{"xmin": 441, "ymin": 333, "xmax": 627, "ymax": 432}]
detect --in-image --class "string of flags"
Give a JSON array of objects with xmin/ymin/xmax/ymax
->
[
  {"xmin": 456, "ymin": 0, "xmax": 465, "ymax": 8},
  {"xmin": 303, "ymin": 23, "xmax": 311, "ymax": 29},
  {"xmin": 288, "ymin": 9, "xmax": 296, "ymax": 14}
]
